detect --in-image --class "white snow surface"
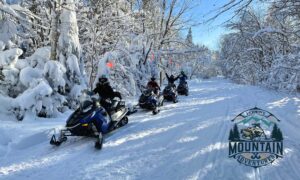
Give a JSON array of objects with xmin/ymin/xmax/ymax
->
[{"xmin": 0, "ymin": 78, "xmax": 299, "ymax": 180}]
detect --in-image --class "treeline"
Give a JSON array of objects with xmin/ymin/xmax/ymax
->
[
  {"xmin": 219, "ymin": 0, "xmax": 300, "ymax": 92},
  {"xmin": 1, "ymin": 0, "xmax": 214, "ymax": 119}
]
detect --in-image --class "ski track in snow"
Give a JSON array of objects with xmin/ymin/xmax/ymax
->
[{"xmin": 0, "ymin": 78, "xmax": 299, "ymax": 180}]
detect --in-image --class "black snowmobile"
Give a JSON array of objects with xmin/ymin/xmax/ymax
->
[
  {"xmin": 138, "ymin": 88, "xmax": 164, "ymax": 115},
  {"xmin": 163, "ymin": 84, "xmax": 178, "ymax": 103},
  {"xmin": 177, "ymin": 81, "xmax": 189, "ymax": 96},
  {"xmin": 50, "ymin": 92, "xmax": 129, "ymax": 149}
]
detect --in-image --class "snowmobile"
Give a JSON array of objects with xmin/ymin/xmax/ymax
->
[
  {"xmin": 241, "ymin": 123, "xmax": 267, "ymax": 140},
  {"xmin": 163, "ymin": 84, "xmax": 178, "ymax": 103},
  {"xmin": 50, "ymin": 92, "xmax": 129, "ymax": 149},
  {"xmin": 177, "ymin": 81, "xmax": 189, "ymax": 96},
  {"xmin": 138, "ymin": 88, "xmax": 164, "ymax": 115}
]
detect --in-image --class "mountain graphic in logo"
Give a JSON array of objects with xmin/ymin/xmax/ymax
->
[{"xmin": 228, "ymin": 107, "xmax": 283, "ymax": 168}]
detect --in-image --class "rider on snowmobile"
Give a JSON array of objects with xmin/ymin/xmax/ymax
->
[
  {"xmin": 165, "ymin": 72, "xmax": 179, "ymax": 88},
  {"xmin": 93, "ymin": 74, "xmax": 122, "ymax": 114},
  {"xmin": 147, "ymin": 76, "xmax": 160, "ymax": 95},
  {"xmin": 179, "ymin": 71, "xmax": 188, "ymax": 83}
]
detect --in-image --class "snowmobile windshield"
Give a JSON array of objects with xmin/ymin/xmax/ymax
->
[
  {"xmin": 143, "ymin": 89, "xmax": 153, "ymax": 97},
  {"xmin": 166, "ymin": 86, "xmax": 172, "ymax": 91},
  {"xmin": 79, "ymin": 93, "xmax": 93, "ymax": 113}
]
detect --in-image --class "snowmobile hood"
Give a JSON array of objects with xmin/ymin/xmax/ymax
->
[
  {"xmin": 142, "ymin": 89, "xmax": 153, "ymax": 97},
  {"xmin": 66, "ymin": 106, "xmax": 96, "ymax": 128}
]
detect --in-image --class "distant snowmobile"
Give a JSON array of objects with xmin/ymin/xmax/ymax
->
[
  {"xmin": 50, "ymin": 91, "xmax": 129, "ymax": 149},
  {"xmin": 138, "ymin": 87, "xmax": 164, "ymax": 115},
  {"xmin": 177, "ymin": 81, "xmax": 189, "ymax": 96},
  {"xmin": 163, "ymin": 84, "xmax": 178, "ymax": 103}
]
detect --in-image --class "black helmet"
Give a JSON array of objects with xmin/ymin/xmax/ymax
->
[
  {"xmin": 170, "ymin": 75, "xmax": 174, "ymax": 79},
  {"xmin": 99, "ymin": 74, "xmax": 108, "ymax": 84},
  {"xmin": 181, "ymin": 71, "xmax": 184, "ymax": 75},
  {"xmin": 151, "ymin": 76, "xmax": 156, "ymax": 81}
]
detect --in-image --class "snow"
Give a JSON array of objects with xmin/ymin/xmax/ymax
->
[
  {"xmin": 1, "ymin": 67, "xmax": 19, "ymax": 86},
  {"xmin": 58, "ymin": 0, "xmax": 81, "ymax": 59},
  {"xmin": 19, "ymin": 67, "xmax": 43, "ymax": 87},
  {"xmin": 252, "ymin": 27, "xmax": 284, "ymax": 39},
  {"xmin": 27, "ymin": 47, "xmax": 51, "ymax": 69},
  {"xmin": 14, "ymin": 80, "xmax": 53, "ymax": 113},
  {"xmin": 0, "ymin": 78, "xmax": 299, "ymax": 180},
  {"xmin": 0, "ymin": 18, "xmax": 17, "ymax": 43},
  {"xmin": 0, "ymin": 48, "xmax": 22, "ymax": 67},
  {"xmin": 43, "ymin": 61, "xmax": 66, "ymax": 90},
  {"xmin": 66, "ymin": 54, "xmax": 81, "ymax": 79},
  {"xmin": 0, "ymin": 41, "xmax": 5, "ymax": 51}
]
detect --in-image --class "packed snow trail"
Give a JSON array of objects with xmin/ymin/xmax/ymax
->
[{"xmin": 0, "ymin": 78, "xmax": 299, "ymax": 180}]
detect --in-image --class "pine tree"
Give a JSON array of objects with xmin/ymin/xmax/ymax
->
[
  {"xmin": 271, "ymin": 123, "xmax": 279, "ymax": 140},
  {"xmin": 229, "ymin": 129, "xmax": 234, "ymax": 141},
  {"xmin": 186, "ymin": 27, "xmax": 193, "ymax": 47},
  {"xmin": 277, "ymin": 128, "xmax": 283, "ymax": 141},
  {"xmin": 233, "ymin": 124, "xmax": 240, "ymax": 140}
]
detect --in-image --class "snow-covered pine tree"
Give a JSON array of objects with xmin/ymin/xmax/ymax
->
[
  {"xmin": 57, "ymin": 0, "xmax": 86, "ymax": 108},
  {"xmin": 186, "ymin": 27, "xmax": 193, "ymax": 47}
]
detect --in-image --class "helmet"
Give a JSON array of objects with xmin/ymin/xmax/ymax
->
[
  {"xmin": 170, "ymin": 75, "xmax": 174, "ymax": 78},
  {"xmin": 181, "ymin": 71, "xmax": 184, "ymax": 75},
  {"xmin": 99, "ymin": 74, "xmax": 108, "ymax": 84},
  {"xmin": 151, "ymin": 76, "xmax": 156, "ymax": 81}
]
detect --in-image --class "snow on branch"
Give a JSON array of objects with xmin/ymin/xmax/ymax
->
[{"xmin": 252, "ymin": 27, "xmax": 285, "ymax": 38}]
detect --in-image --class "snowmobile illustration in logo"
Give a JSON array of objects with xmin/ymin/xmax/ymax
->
[
  {"xmin": 240, "ymin": 123, "xmax": 267, "ymax": 140},
  {"xmin": 228, "ymin": 107, "xmax": 284, "ymax": 168}
]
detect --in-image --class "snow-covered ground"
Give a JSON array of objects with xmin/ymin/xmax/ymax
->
[{"xmin": 0, "ymin": 78, "xmax": 299, "ymax": 180}]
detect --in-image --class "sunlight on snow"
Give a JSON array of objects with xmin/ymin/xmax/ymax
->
[
  {"xmin": 104, "ymin": 123, "xmax": 185, "ymax": 148},
  {"xmin": 267, "ymin": 97, "xmax": 290, "ymax": 109},
  {"xmin": 191, "ymin": 119, "xmax": 222, "ymax": 132},
  {"xmin": 245, "ymin": 169, "xmax": 256, "ymax": 179},
  {"xmin": 177, "ymin": 136, "xmax": 198, "ymax": 143},
  {"xmin": 187, "ymin": 163, "xmax": 214, "ymax": 180},
  {"xmin": 183, "ymin": 142, "xmax": 228, "ymax": 162},
  {"xmin": 181, "ymin": 96, "xmax": 233, "ymax": 107},
  {"xmin": 0, "ymin": 154, "xmax": 64, "ymax": 176}
]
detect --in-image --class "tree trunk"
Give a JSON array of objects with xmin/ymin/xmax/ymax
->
[{"xmin": 50, "ymin": 5, "xmax": 60, "ymax": 60}]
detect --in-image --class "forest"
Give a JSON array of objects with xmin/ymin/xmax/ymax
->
[{"xmin": 0, "ymin": 0, "xmax": 299, "ymax": 120}]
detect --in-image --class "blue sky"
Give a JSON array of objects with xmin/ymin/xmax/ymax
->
[
  {"xmin": 183, "ymin": 0, "xmax": 234, "ymax": 51},
  {"xmin": 185, "ymin": 0, "xmax": 268, "ymax": 51}
]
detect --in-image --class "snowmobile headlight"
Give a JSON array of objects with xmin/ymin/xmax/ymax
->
[{"xmin": 82, "ymin": 123, "xmax": 88, "ymax": 127}]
